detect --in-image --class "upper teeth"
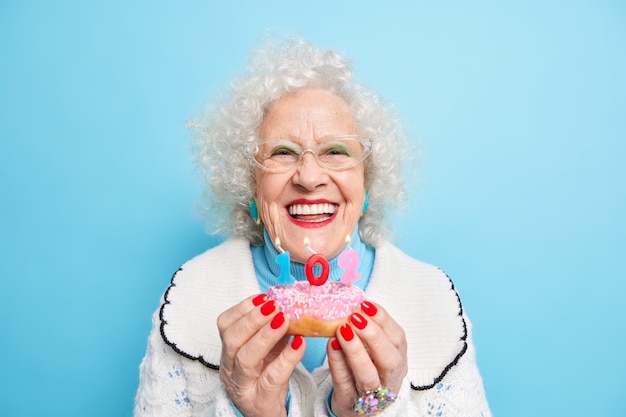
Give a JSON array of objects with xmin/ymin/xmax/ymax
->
[{"xmin": 288, "ymin": 203, "xmax": 337, "ymax": 216}]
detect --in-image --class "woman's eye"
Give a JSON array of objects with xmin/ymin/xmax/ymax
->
[
  {"xmin": 270, "ymin": 146, "xmax": 298, "ymax": 157},
  {"xmin": 322, "ymin": 145, "xmax": 350, "ymax": 156}
]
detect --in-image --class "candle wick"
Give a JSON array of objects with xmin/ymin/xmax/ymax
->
[
  {"xmin": 275, "ymin": 237, "xmax": 285, "ymax": 253},
  {"xmin": 344, "ymin": 234, "xmax": 352, "ymax": 250},
  {"xmin": 304, "ymin": 237, "xmax": 317, "ymax": 254}
]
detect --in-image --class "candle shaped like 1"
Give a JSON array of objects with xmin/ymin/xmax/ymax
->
[
  {"xmin": 304, "ymin": 237, "xmax": 329, "ymax": 286},
  {"xmin": 275, "ymin": 237, "xmax": 292, "ymax": 285},
  {"xmin": 339, "ymin": 235, "xmax": 361, "ymax": 284}
]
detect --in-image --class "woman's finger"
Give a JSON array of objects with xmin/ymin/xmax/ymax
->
[
  {"xmin": 335, "ymin": 323, "xmax": 381, "ymax": 393},
  {"xmin": 328, "ymin": 336, "xmax": 373, "ymax": 417},
  {"xmin": 258, "ymin": 335, "xmax": 307, "ymax": 391},
  {"xmin": 219, "ymin": 298, "xmax": 276, "ymax": 371},
  {"xmin": 327, "ymin": 337, "xmax": 355, "ymax": 393},
  {"xmin": 360, "ymin": 301, "xmax": 407, "ymax": 356},
  {"xmin": 233, "ymin": 305, "xmax": 289, "ymax": 377},
  {"xmin": 348, "ymin": 311, "xmax": 407, "ymax": 389},
  {"xmin": 217, "ymin": 294, "xmax": 267, "ymax": 335}
]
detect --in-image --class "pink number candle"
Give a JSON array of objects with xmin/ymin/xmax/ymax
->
[{"xmin": 339, "ymin": 235, "xmax": 361, "ymax": 284}]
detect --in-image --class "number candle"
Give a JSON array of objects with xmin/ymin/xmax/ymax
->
[
  {"xmin": 304, "ymin": 237, "xmax": 329, "ymax": 286},
  {"xmin": 275, "ymin": 237, "xmax": 292, "ymax": 285},
  {"xmin": 339, "ymin": 235, "xmax": 361, "ymax": 284},
  {"xmin": 305, "ymin": 254, "xmax": 330, "ymax": 286}
]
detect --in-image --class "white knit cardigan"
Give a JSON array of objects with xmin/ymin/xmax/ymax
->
[{"xmin": 134, "ymin": 238, "xmax": 491, "ymax": 416}]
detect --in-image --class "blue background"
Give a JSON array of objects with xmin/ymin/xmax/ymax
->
[{"xmin": 1, "ymin": 1, "xmax": 624, "ymax": 416}]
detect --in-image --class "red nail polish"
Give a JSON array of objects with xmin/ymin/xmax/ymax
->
[
  {"xmin": 330, "ymin": 338, "xmax": 341, "ymax": 351},
  {"xmin": 252, "ymin": 294, "xmax": 267, "ymax": 306},
  {"xmin": 361, "ymin": 301, "xmax": 378, "ymax": 317},
  {"xmin": 261, "ymin": 300, "xmax": 276, "ymax": 316},
  {"xmin": 270, "ymin": 312, "xmax": 285, "ymax": 329},
  {"xmin": 291, "ymin": 335, "xmax": 303, "ymax": 350},
  {"xmin": 340, "ymin": 323, "xmax": 354, "ymax": 341},
  {"xmin": 351, "ymin": 313, "xmax": 368, "ymax": 330}
]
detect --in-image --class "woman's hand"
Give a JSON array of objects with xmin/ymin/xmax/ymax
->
[
  {"xmin": 217, "ymin": 294, "xmax": 306, "ymax": 417},
  {"xmin": 327, "ymin": 301, "xmax": 408, "ymax": 417}
]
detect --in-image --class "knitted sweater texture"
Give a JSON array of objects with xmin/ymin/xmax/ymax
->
[{"xmin": 134, "ymin": 238, "xmax": 491, "ymax": 416}]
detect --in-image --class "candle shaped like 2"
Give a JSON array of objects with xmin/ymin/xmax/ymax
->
[{"xmin": 339, "ymin": 235, "xmax": 361, "ymax": 284}]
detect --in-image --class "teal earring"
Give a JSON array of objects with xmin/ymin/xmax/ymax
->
[
  {"xmin": 249, "ymin": 199, "xmax": 261, "ymax": 225},
  {"xmin": 362, "ymin": 190, "xmax": 370, "ymax": 213}
]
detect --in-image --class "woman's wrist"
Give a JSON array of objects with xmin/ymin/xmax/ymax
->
[
  {"xmin": 326, "ymin": 387, "xmax": 339, "ymax": 417},
  {"xmin": 228, "ymin": 388, "xmax": 290, "ymax": 417}
]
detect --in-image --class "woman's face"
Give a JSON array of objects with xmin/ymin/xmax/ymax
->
[{"xmin": 255, "ymin": 88, "xmax": 366, "ymax": 263}]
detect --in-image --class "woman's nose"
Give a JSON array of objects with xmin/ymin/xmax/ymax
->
[{"xmin": 292, "ymin": 152, "xmax": 329, "ymax": 190}]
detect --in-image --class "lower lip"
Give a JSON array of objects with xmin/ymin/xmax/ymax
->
[{"xmin": 287, "ymin": 209, "xmax": 338, "ymax": 228}]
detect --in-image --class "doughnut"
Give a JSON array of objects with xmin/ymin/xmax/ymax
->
[{"xmin": 267, "ymin": 280, "xmax": 366, "ymax": 337}]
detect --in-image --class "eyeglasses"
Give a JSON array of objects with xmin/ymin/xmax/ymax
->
[{"xmin": 242, "ymin": 136, "xmax": 373, "ymax": 173}]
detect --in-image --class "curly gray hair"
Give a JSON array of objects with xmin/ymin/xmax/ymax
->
[{"xmin": 191, "ymin": 37, "xmax": 409, "ymax": 247}]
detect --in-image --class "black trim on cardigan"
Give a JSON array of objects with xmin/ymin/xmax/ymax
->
[
  {"xmin": 159, "ymin": 266, "xmax": 221, "ymax": 371},
  {"xmin": 411, "ymin": 270, "xmax": 468, "ymax": 391}
]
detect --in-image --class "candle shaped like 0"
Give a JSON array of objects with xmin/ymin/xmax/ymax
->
[
  {"xmin": 275, "ymin": 237, "xmax": 292, "ymax": 285},
  {"xmin": 304, "ymin": 237, "xmax": 329, "ymax": 286},
  {"xmin": 339, "ymin": 235, "xmax": 361, "ymax": 284}
]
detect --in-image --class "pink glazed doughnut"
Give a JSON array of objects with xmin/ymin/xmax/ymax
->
[{"xmin": 267, "ymin": 281, "xmax": 366, "ymax": 337}]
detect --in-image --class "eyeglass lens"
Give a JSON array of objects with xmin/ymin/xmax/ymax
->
[{"xmin": 254, "ymin": 138, "xmax": 367, "ymax": 171}]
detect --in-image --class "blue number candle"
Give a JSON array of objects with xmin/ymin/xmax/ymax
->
[{"xmin": 275, "ymin": 237, "xmax": 292, "ymax": 285}]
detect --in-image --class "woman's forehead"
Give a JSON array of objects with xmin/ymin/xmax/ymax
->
[{"xmin": 259, "ymin": 89, "xmax": 357, "ymax": 141}]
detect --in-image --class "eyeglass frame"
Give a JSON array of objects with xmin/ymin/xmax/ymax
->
[{"xmin": 241, "ymin": 135, "xmax": 373, "ymax": 173}]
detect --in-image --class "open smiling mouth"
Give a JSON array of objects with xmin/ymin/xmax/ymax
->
[{"xmin": 287, "ymin": 203, "xmax": 338, "ymax": 224}]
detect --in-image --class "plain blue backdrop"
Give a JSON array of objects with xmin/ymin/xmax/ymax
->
[{"xmin": 1, "ymin": 1, "xmax": 624, "ymax": 416}]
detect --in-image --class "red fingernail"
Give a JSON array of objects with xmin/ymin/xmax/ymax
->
[
  {"xmin": 270, "ymin": 312, "xmax": 285, "ymax": 329},
  {"xmin": 330, "ymin": 338, "xmax": 341, "ymax": 351},
  {"xmin": 291, "ymin": 335, "xmax": 303, "ymax": 350},
  {"xmin": 340, "ymin": 323, "xmax": 354, "ymax": 341},
  {"xmin": 361, "ymin": 301, "xmax": 378, "ymax": 317},
  {"xmin": 261, "ymin": 300, "xmax": 276, "ymax": 316},
  {"xmin": 350, "ymin": 313, "xmax": 368, "ymax": 330},
  {"xmin": 252, "ymin": 294, "xmax": 267, "ymax": 306}
]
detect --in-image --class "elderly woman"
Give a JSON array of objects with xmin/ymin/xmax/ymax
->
[{"xmin": 134, "ymin": 38, "xmax": 491, "ymax": 417}]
